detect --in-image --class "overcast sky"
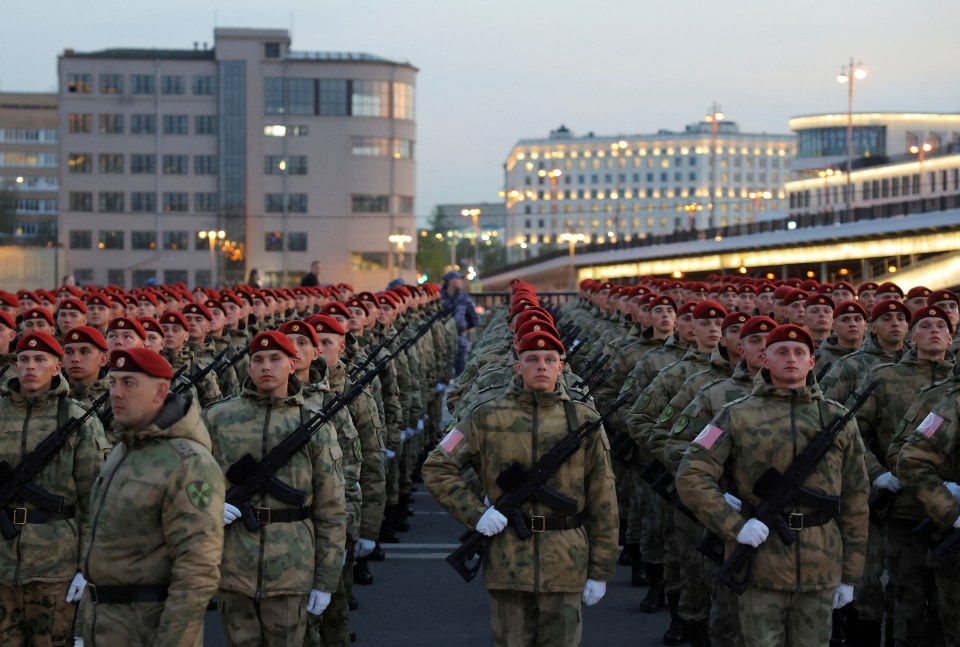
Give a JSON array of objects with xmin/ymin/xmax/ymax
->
[{"xmin": 4, "ymin": 0, "xmax": 959, "ymax": 225}]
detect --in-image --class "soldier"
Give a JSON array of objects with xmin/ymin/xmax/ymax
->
[
  {"xmin": 55, "ymin": 298, "xmax": 88, "ymax": 339},
  {"xmin": 138, "ymin": 317, "xmax": 165, "ymax": 353},
  {"xmin": 440, "ymin": 270, "xmax": 479, "ymax": 376},
  {"xmin": 814, "ymin": 301, "xmax": 867, "ymax": 378},
  {"xmin": 205, "ymin": 330, "xmax": 346, "ymax": 646},
  {"xmin": 905, "ymin": 286, "xmax": 931, "ymax": 312},
  {"xmin": 423, "ymin": 330, "xmax": 618, "ymax": 647},
  {"xmin": 0, "ymin": 332, "xmax": 108, "ymax": 645},
  {"xmin": 0, "ymin": 311, "xmax": 17, "ymax": 374},
  {"xmin": 83, "ymin": 294, "xmax": 112, "ymax": 334},
  {"xmin": 21, "ymin": 308, "xmax": 56, "ymax": 336},
  {"xmin": 676, "ymin": 324, "xmax": 870, "ymax": 647},
  {"xmin": 105, "ymin": 316, "xmax": 147, "ymax": 352},
  {"xmin": 80, "ymin": 348, "xmax": 224, "ymax": 646},
  {"xmin": 803, "ymin": 294, "xmax": 835, "ymax": 346},
  {"xmin": 159, "ymin": 310, "xmax": 222, "ymax": 408},
  {"xmin": 62, "ymin": 325, "xmax": 110, "ymax": 407}
]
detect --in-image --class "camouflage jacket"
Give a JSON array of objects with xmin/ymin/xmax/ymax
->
[
  {"xmin": 813, "ymin": 336, "xmax": 857, "ymax": 379},
  {"xmin": 676, "ymin": 373, "xmax": 869, "ymax": 591},
  {"xmin": 0, "ymin": 375, "xmax": 109, "ymax": 585},
  {"xmin": 162, "ymin": 347, "xmax": 223, "ymax": 408},
  {"xmin": 203, "ymin": 378, "xmax": 346, "ymax": 596},
  {"xmin": 209, "ymin": 334, "xmax": 243, "ymax": 398},
  {"xmin": 592, "ymin": 327, "xmax": 661, "ymax": 422},
  {"xmin": 423, "ymin": 377, "xmax": 618, "ymax": 593},
  {"xmin": 820, "ymin": 336, "xmax": 905, "ymax": 404},
  {"xmin": 83, "ymin": 394, "xmax": 223, "ymax": 646},
  {"xmin": 611, "ymin": 333, "xmax": 690, "ymax": 433}
]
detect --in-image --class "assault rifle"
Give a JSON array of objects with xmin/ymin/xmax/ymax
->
[
  {"xmin": 215, "ymin": 344, "xmax": 250, "ymax": 382},
  {"xmin": 815, "ymin": 361, "xmax": 833, "ymax": 383},
  {"xmin": 0, "ymin": 389, "xmax": 110, "ymax": 539},
  {"xmin": 565, "ymin": 337, "xmax": 586, "ymax": 361},
  {"xmin": 348, "ymin": 322, "xmax": 409, "ymax": 382},
  {"xmin": 172, "ymin": 346, "xmax": 232, "ymax": 398},
  {"xmin": 716, "ymin": 381, "xmax": 877, "ymax": 595},
  {"xmin": 445, "ymin": 390, "xmax": 632, "ymax": 583},
  {"xmin": 571, "ymin": 353, "xmax": 608, "ymax": 391}
]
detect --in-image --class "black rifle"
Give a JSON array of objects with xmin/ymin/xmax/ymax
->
[
  {"xmin": 172, "ymin": 346, "xmax": 231, "ymax": 398},
  {"xmin": 215, "ymin": 344, "xmax": 250, "ymax": 382},
  {"xmin": 348, "ymin": 322, "xmax": 409, "ymax": 382},
  {"xmin": 815, "ymin": 361, "xmax": 833, "ymax": 383},
  {"xmin": 571, "ymin": 353, "xmax": 608, "ymax": 391},
  {"xmin": 565, "ymin": 337, "xmax": 586, "ymax": 361},
  {"xmin": 445, "ymin": 391, "xmax": 632, "ymax": 583},
  {"xmin": 0, "ymin": 389, "xmax": 110, "ymax": 539},
  {"xmin": 716, "ymin": 381, "xmax": 877, "ymax": 595},
  {"xmin": 610, "ymin": 433, "xmax": 640, "ymax": 467}
]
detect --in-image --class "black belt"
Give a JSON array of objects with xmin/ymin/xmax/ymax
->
[
  {"xmin": 6, "ymin": 505, "xmax": 76, "ymax": 525},
  {"xmin": 88, "ymin": 583, "xmax": 168, "ymax": 605},
  {"xmin": 255, "ymin": 507, "xmax": 309, "ymax": 525},
  {"xmin": 784, "ymin": 510, "xmax": 836, "ymax": 531},
  {"xmin": 524, "ymin": 513, "xmax": 583, "ymax": 532}
]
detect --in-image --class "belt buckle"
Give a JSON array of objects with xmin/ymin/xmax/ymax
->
[
  {"xmin": 88, "ymin": 583, "xmax": 99, "ymax": 604},
  {"xmin": 12, "ymin": 507, "xmax": 27, "ymax": 526},
  {"xmin": 530, "ymin": 515, "xmax": 545, "ymax": 533},
  {"xmin": 256, "ymin": 507, "xmax": 271, "ymax": 525},
  {"xmin": 788, "ymin": 512, "xmax": 804, "ymax": 531}
]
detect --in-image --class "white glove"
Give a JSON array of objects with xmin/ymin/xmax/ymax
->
[
  {"xmin": 873, "ymin": 472, "xmax": 900, "ymax": 493},
  {"xmin": 944, "ymin": 482, "xmax": 960, "ymax": 503},
  {"xmin": 416, "ymin": 419, "xmax": 425, "ymax": 434},
  {"xmin": 401, "ymin": 428, "xmax": 414, "ymax": 442},
  {"xmin": 723, "ymin": 492, "xmax": 742, "ymax": 513},
  {"xmin": 582, "ymin": 579, "xmax": 606, "ymax": 606},
  {"xmin": 832, "ymin": 583, "xmax": 854, "ymax": 609},
  {"xmin": 384, "ymin": 449, "xmax": 396, "ymax": 461},
  {"xmin": 475, "ymin": 506, "xmax": 508, "ymax": 537},
  {"xmin": 306, "ymin": 589, "xmax": 332, "ymax": 616},
  {"xmin": 436, "ymin": 383, "xmax": 446, "ymax": 393},
  {"xmin": 74, "ymin": 639, "xmax": 84, "ymax": 647},
  {"xmin": 224, "ymin": 503, "xmax": 241, "ymax": 525},
  {"xmin": 736, "ymin": 519, "xmax": 769, "ymax": 547},
  {"xmin": 65, "ymin": 572, "xmax": 87, "ymax": 603},
  {"xmin": 355, "ymin": 538, "xmax": 376, "ymax": 558}
]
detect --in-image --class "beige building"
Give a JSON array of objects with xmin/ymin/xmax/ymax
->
[{"xmin": 58, "ymin": 28, "xmax": 417, "ymax": 290}]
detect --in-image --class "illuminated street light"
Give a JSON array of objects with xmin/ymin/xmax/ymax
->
[
  {"xmin": 836, "ymin": 58, "xmax": 867, "ymax": 222},
  {"xmin": 197, "ymin": 230, "xmax": 226, "ymax": 286},
  {"xmin": 388, "ymin": 234, "xmax": 413, "ymax": 278},
  {"xmin": 910, "ymin": 142, "xmax": 933, "ymax": 195},
  {"xmin": 460, "ymin": 208, "xmax": 482, "ymax": 272},
  {"xmin": 705, "ymin": 104, "xmax": 725, "ymax": 229},
  {"xmin": 558, "ymin": 232, "xmax": 587, "ymax": 290}
]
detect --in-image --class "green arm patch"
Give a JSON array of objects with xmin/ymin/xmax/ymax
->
[
  {"xmin": 671, "ymin": 415, "xmax": 689, "ymax": 435},
  {"xmin": 658, "ymin": 405, "xmax": 675, "ymax": 423},
  {"xmin": 635, "ymin": 392, "xmax": 651, "ymax": 411},
  {"xmin": 187, "ymin": 481, "xmax": 212, "ymax": 510}
]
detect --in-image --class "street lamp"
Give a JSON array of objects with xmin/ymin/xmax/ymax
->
[
  {"xmin": 388, "ymin": 234, "xmax": 413, "ymax": 278},
  {"xmin": 460, "ymin": 208, "xmax": 481, "ymax": 272},
  {"xmin": 836, "ymin": 58, "xmax": 867, "ymax": 222},
  {"xmin": 538, "ymin": 169, "xmax": 563, "ymax": 240},
  {"xmin": 684, "ymin": 202, "xmax": 703, "ymax": 231},
  {"xmin": 909, "ymin": 142, "xmax": 933, "ymax": 196},
  {"xmin": 705, "ymin": 104, "xmax": 725, "ymax": 230},
  {"xmin": 557, "ymin": 232, "xmax": 586, "ymax": 290},
  {"xmin": 197, "ymin": 230, "xmax": 226, "ymax": 287}
]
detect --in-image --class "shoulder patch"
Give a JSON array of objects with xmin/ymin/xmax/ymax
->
[
  {"xmin": 917, "ymin": 412, "xmax": 945, "ymax": 438},
  {"xmin": 170, "ymin": 438, "xmax": 197, "ymax": 458},
  {"xmin": 893, "ymin": 418, "xmax": 908, "ymax": 439},
  {"xmin": 671, "ymin": 415, "xmax": 689, "ymax": 435},
  {"xmin": 439, "ymin": 428, "xmax": 465, "ymax": 454},
  {"xmin": 658, "ymin": 405, "xmax": 675, "ymax": 423},
  {"xmin": 186, "ymin": 481, "xmax": 212, "ymax": 510},
  {"xmin": 635, "ymin": 392, "xmax": 652, "ymax": 412},
  {"xmin": 693, "ymin": 424, "xmax": 724, "ymax": 450}
]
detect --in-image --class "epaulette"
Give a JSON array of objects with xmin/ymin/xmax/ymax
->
[{"xmin": 170, "ymin": 438, "xmax": 197, "ymax": 459}]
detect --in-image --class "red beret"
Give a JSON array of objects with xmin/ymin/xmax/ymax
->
[
  {"xmin": 772, "ymin": 285, "xmax": 793, "ymax": 300},
  {"xmin": 516, "ymin": 331, "xmax": 565, "ymax": 355},
  {"xmin": 928, "ymin": 290, "xmax": 959, "ymax": 306},
  {"xmin": 58, "ymin": 285, "xmax": 82, "ymax": 299},
  {"xmin": 109, "ymin": 348, "xmax": 173, "ymax": 379},
  {"xmin": 858, "ymin": 282, "xmax": 879, "ymax": 294},
  {"xmin": 84, "ymin": 293, "xmax": 112, "ymax": 308},
  {"xmin": 677, "ymin": 302, "xmax": 697, "ymax": 317},
  {"xmin": 63, "ymin": 325, "xmax": 108, "ymax": 351},
  {"xmin": 219, "ymin": 292, "xmax": 244, "ymax": 308},
  {"xmin": 321, "ymin": 302, "xmax": 352, "ymax": 319},
  {"xmin": 906, "ymin": 286, "xmax": 931, "ymax": 301},
  {"xmin": 182, "ymin": 303, "xmax": 212, "ymax": 321},
  {"xmin": 376, "ymin": 295, "xmax": 395, "ymax": 308},
  {"xmin": 58, "ymin": 298, "xmax": 87, "ymax": 314},
  {"xmin": 765, "ymin": 324, "xmax": 814, "ymax": 354},
  {"xmin": 515, "ymin": 319, "xmax": 561, "ymax": 341},
  {"xmin": 876, "ymin": 282, "xmax": 903, "ymax": 297},
  {"xmin": 721, "ymin": 311, "xmax": 750, "ymax": 330},
  {"xmin": 833, "ymin": 281, "xmax": 855, "ymax": 293},
  {"xmin": 250, "ymin": 331, "xmax": 297, "ymax": 358},
  {"xmin": 692, "ymin": 300, "xmax": 727, "ymax": 319},
  {"xmin": 718, "ymin": 285, "xmax": 738, "ymax": 295},
  {"xmin": 911, "ymin": 305, "xmax": 954, "ymax": 334},
  {"xmin": 739, "ymin": 316, "xmax": 777, "ymax": 339},
  {"xmin": 0, "ymin": 292, "xmax": 19, "ymax": 309},
  {"xmin": 870, "ymin": 299, "xmax": 911, "ymax": 322},
  {"xmin": 279, "ymin": 320, "xmax": 319, "ymax": 347},
  {"xmin": 834, "ymin": 301, "xmax": 867, "ymax": 319},
  {"xmin": 137, "ymin": 292, "xmax": 159, "ymax": 307},
  {"xmin": 23, "ymin": 308, "xmax": 54, "ymax": 326},
  {"xmin": 159, "ymin": 311, "xmax": 188, "ymax": 329},
  {"xmin": 649, "ymin": 295, "xmax": 677, "ymax": 310},
  {"xmin": 345, "ymin": 298, "xmax": 369, "ymax": 316},
  {"xmin": 305, "ymin": 314, "xmax": 347, "ymax": 337},
  {"xmin": 16, "ymin": 331, "xmax": 63, "ymax": 357},
  {"xmin": 17, "ymin": 290, "xmax": 38, "ymax": 303},
  {"xmin": 0, "ymin": 311, "xmax": 14, "ymax": 330},
  {"xmin": 108, "ymin": 317, "xmax": 147, "ymax": 340},
  {"xmin": 799, "ymin": 279, "xmax": 820, "ymax": 292},
  {"xmin": 757, "ymin": 283, "xmax": 776, "ymax": 295},
  {"xmin": 204, "ymin": 298, "xmax": 225, "ymax": 313},
  {"xmin": 803, "ymin": 294, "xmax": 834, "ymax": 309},
  {"xmin": 781, "ymin": 289, "xmax": 810, "ymax": 307},
  {"xmin": 138, "ymin": 317, "xmax": 164, "ymax": 336},
  {"xmin": 739, "ymin": 284, "xmax": 757, "ymax": 295},
  {"xmin": 338, "ymin": 282, "xmax": 354, "ymax": 292}
]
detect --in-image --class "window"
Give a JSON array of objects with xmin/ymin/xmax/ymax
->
[
  {"xmin": 288, "ymin": 232, "xmax": 307, "ymax": 251},
  {"xmin": 130, "ymin": 74, "xmax": 155, "ymax": 95},
  {"xmin": 162, "ymin": 155, "xmax": 188, "ymax": 175},
  {"xmin": 351, "ymin": 80, "xmax": 390, "ymax": 117},
  {"xmin": 68, "ymin": 113, "xmax": 92, "ymax": 133},
  {"xmin": 162, "ymin": 115, "xmax": 188, "ymax": 135},
  {"xmin": 393, "ymin": 82, "xmax": 414, "ymax": 120},
  {"xmin": 160, "ymin": 75, "xmax": 185, "ymax": 95},
  {"xmin": 130, "ymin": 115, "xmax": 156, "ymax": 134},
  {"xmin": 74, "ymin": 269, "xmax": 94, "ymax": 284},
  {"xmin": 132, "ymin": 231, "xmax": 156, "ymax": 250},
  {"xmin": 130, "ymin": 154, "xmax": 156, "ymax": 174},
  {"xmin": 193, "ymin": 155, "xmax": 217, "ymax": 175},
  {"xmin": 70, "ymin": 230, "xmax": 92, "ymax": 249},
  {"xmin": 287, "ymin": 79, "xmax": 315, "ymax": 115},
  {"xmin": 319, "ymin": 79, "xmax": 348, "ymax": 116},
  {"xmin": 131, "ymin": 192, "xmax": 156, "ymax": 212},
  {"xmin": 264, "ymin": 78, "xmax": 283, "ymax": 115},
  {"xmin": 264, "ymin": 194, "xmax": 308, "ymax": 213},
  {"xmin": 69, "ymin": 192, "xmax": 92, "ymax": 212},
  {"xmin": 351, "ymin": 194, "xmax": 389, "ymax": 212},
  {"xmin": 194, "ymin": 192, "xmax": 218, "ymax": 212},
  {"xmin": 98, "ymin": 114, "xmax": 124, "ymax": 134},
  {"xmin": 132, "ymin": 269, "xmax": 157, "ymax": 287},
  {"xmin": 16, "ymin": 199, "xmax": 57, "ymax": 214},
  {"xmin": 397, "ymin": 196, "xmax": 414, "ymax": 214},
  {"xmin": 351, "ymin": 137, "xmax": 390, "ymax": 157},
  {"xmin": 265, "ymin": 43, "xmax": 281, "ymax": 58},
  {"xmin": 351, "ymin": 251, "xmax": 388, "ymax": 270},
  {"xmin": 194, "ymin": 115, "xmax": 217, "ymax": 135},
  {"xmin": 192, "ymin": 75, "xmax": 216, "ymax": 95},
  {"xmin": 107, "ymin": 269, "xmax": 126, "ymax": 289},
  {"xmin": 68, "ymin": 153, "xmax": 91, "ymax": 173},
  {"xmin": 163, "ymin": 231, "xmax": 188, "ymax": 250},
  {"xmin": 263, "ymin": 124, "xmax": 308, "ymax": 137},
  {"xmin": 98, "ymin": 192, "xmax": 124, "ymax": 213},
  {"xmin": 98, "ymin": 230, "xmax": 124, "ymax": 250},
  {"xmin": 163, "ymin": 270, "xmax": 188, "ymax": 285},
  {"xmin": 264, "ymin": 155, "xmax": 307, "ymax": 175},
  {"xmin": 67, "ymin": 73, "xmax": 92, "ymax": 93},
  {"xmin": 98, "ymin": 154, "xmax": 124, "ymax": 174},
  {"xmin": 194, "ymin": 270, "xmax": 212, "ymax": 288},
  {"xmin": 99, "ymin": 74, "xmax": 123, "ymax": 95},
  {"xmin": 265, "ymin": 232, "xmax": 284, "ymax": 251},
  {"xmin": 394, "ymin": 139, "xmax": 414, "ymax": 159},
  {"xmin": 162, "ymin": 192, "xmax": 188, "ymax": 212}
]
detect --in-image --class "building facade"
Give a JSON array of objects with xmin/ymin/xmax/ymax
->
[
  {"xmin": 502, "ymin": 119, "xmax": 795, "ymax": 262},
  {"xmin": 58, "ymin": 28, "xmax": 417, "ymax": 290}
]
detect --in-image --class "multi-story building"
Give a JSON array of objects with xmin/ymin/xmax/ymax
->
[
  {"xmin": 58, "ymin": 27, "xmax": 417, "ymax": 290},
  {"xmin": 501, "ymin": 118, "xmax": 795, "ymax": 262},
  {"xmin": 0, "ymin": 93, "xmax": 59, "ymax": 242}
]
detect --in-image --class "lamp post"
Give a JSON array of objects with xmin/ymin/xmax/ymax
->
[
  {"xmin": 557, "ymin": 232, "xmax": 586, "ymax": 290},
  {"xmin": 197, "ymin": 230, "xmax": 225, "ymax": 287},
  {"xmin": 836, "ymin": 59, "xmax": 867, "ymax": 223},
  {"xmin": 909, "ymin": 142, "xmax": 932, "ymax": 197},
  {"xmin": 683, "ymin": 202, "xmax": 703, "ymax": 232},
  {"xmin": 460, "ymin": 208, "xmax": 481, "ymax": 272},
  {"xmin": 705, "ymin": 104, "xmax": 725, "ymax": 230},
  {"xmin": 388, "ymin": 234, "xmax": 413, "ymax": 278}
]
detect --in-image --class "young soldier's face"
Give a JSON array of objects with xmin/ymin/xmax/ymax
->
[
  {"xmin": 804, "ymin": 305, "xmax": 833, "ymax": 334},
  {"xmin": 871, "ymin": 313, "xmax": 907, "ymax": 347},
  {"xmin": 249, "ymin": 350, "xmax": 296, "ymax": 397},
  {"xmin": 184, "ymin": 314, "xmax": 210, "ymax": 343},
  {"xmin": 56, "ymin": 309, "xmax": 86, "ymax": 335},
  {"xmin": 106, "ymin": 328, "xmax": 144, "ymax": 352},
  {"xmin": 833, "ymin": 289, "xmax": 854, "ymax": 304},
  {"xmin": 911, "ymin": 317, "xmax": 951, "ymax": 356},
  {"xmin": 757, "ymin": 293, "xmax": 773, "ymax": 313},
  {"xmin": 138, "ymin": 300, "xmax": 157, "ymax": 318},
  {"xmin": 858, "ymin": 291, "xmax": 877, "ymax": 312},
  {"xmin": 833, "ymin": 313, "xmax": 866, "ymax": 347},
  {"xmin": 287, "ymin": 334, "xmax": 319, "ymax": 374},
  {"xmin": 87, "ymin": 304, "xmax": 110, "ymax": 327},
  {"xmin": 144, "ymin": 331, "xmax": 164, "ymax": 353},
  {"xmin": 22, "ymin": 318, "xmax": 53, "ymax": 335},
  {"xmin": 223, "ymin": 303, "xmax": 242, "ymax": 328},
  {"xmin": 16, "ymin": 351, "xmax": 61, "ymax": 396},
  {"xmin": 739, "ymin": 333, "xmax": 768, "ymax": 374},
  {"xmin": 676, "ymin": 314, "xmax": 697, "ymax": 344},
  {"xmin": 933, "ymin": 300, "xmax": 960, "ymax": 329},
  {"xmin": 515, "ymin": 350, "xmax": 563, "ymax": 392},
  {"xmin": 161, "ymin": 324, "xmax": 189, "ymax": 351},
  {"xmin": 738, "ymin": 292, "xmax": 757, "ymax": 312},
  {"xmin": 763, "ymin": 341, "xmax": 814, "ymax": 389},
  {"xmin": 316, "ymin": 333, "xmax": 345, "ymax": 369},
  {"xmin": 693, "ymin": 318, "xmax": 723, "ymax": 351},
  {"xmin": 109, "ymin": 372, "xmax": 169, "ymax": 429},
  {"xmin": 784, "ymin": 301, "xmax": 805, "ymax": 326},
  {"xmin": 63, "ymin": 343, "xmax": 107, "ymax": 383},
  {"xmin": 722, "ymin": 324, "xmax": 743, "ymax": 356}
]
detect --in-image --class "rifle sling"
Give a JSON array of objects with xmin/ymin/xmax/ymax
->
[
  {"xmin": 5, "ymin": 505, "xmax": 76, "ymax": 525},
  {"xmin": 562, "ymin": 400, "xmax": 579, "ymax": 435}
]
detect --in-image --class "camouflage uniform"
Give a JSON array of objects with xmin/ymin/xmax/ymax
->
[
  {"xmin": 209, "ymin": 333, "xmax": 243, "ymax": 398},
  {"xmin": 423, "ymin": 376, "xmax": 618, "ymax": 647},
  {"xmin": 161, "ymin": 348, "xmax": 223, "ymax": 408},
  {"xmin": 0, "ymin": 375, "xmax": 108, "ymax": 646},
  {"xmin": 819, "ymin": 335, "xmax": 904, "ymax": 405},
  {"xmin": 203, "ymin": 377, "xmax": 346, "ymax": 647},
  {"xmin": 676, "ymin": 372, "xmax": 870, "ymax": 647},
  {"xmin": 80, "ymin": 394, "xmax": 224, "ymax": 647},
  {"xmin": 813, "ymin": 335, "xmax": 856, "ymax": 380}
]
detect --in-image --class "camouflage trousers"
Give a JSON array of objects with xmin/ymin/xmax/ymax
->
[
  {"xmin": 398, "ymin": 438, "xmax": 416, "ymax": 496},
  {"xmin": 79, "ymin": 597, "xmax": 203, "ymax": 647},
  {"xmin": 0, "ymin": 581, "xmax": 74, "ymax": 647},
  {"xmin": 384, "ymin": 446, "xmax": 400, "ymax": 505},
  {"xmin": 935, "ymin": 567, "xmax": 960, "ymax": 647},
  {"xmin": 739, "ymin": 586, "xmax": 833, "ymax": 647},
  {"xmin": 854, "ymin": 521, "xmax": 890, "ymax": 622},
  {"xmin": 662, "ymin": 504, "xmax": 680, "ymax": 596},
  {"xmin": 708, "ymin": 556, "xmax": 744, "ymax": 647},
  {"xmin": 218, "ymin": 591, "xmax": 307, "ymax": 647},
  {"xmin": 675, "ymin": 509, "xmax": 710, "ymax": 623},
  {"xmin": 636, "ymin": 474, "xmax": 665, "ymax": 564},
  {"xmin": 306, "ymin": 538, "xmax": 356, "ymax": 647},
  {"xmin": 488, "ymin": 589, "xmax": 581, "ymax": 647},
  {"xmin": 886, "ymin": 519, "xmax": 941, "ymax": 647}
]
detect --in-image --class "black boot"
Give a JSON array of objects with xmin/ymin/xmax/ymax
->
[
  {"xmin": 400, "ymin": 492, "xmax": 415, "ymax": 505},
  {"xmin": 353, "ymin": 556, "xmax": 373, "ymax": 585},
  {"xmin": 638, "ymin": 563, "xmax": 665, "ymax": 614},
  {"xmin": 883, "ymin": 618, "xmax": 894, "ymax": 647},
  {"xmin": 830, "ymin": 609, "xmax": 846, "ymax": 647},
  {"xmin": 348, "ymin": 593, "xmax": 359, "ymax": 610},
  {"xmin": 378, "ymin": 507, "xmax": 400, "ymax": 544},
  {"xmin": 393, "ymin": 505, "xmax": 410, "ymax": 532},
  {"xmin": 619, "ymin": 542, "xmax": 638, "ymax": 566},
  {"xmin": 841, "ymin": 606, "xmax": 861, "ymax": 647},
  {"xmin": 687, "ymin": 620, "xmax": 710, "ymax": 647},
  {"xmin": 369, "ymin": 541, "xmax": 386, "ymax": 562},
  {"xmin": 663, "ymin": 592, "xmax": 687, "ymax": 646},
  {"xmin": 858, "ymin": 619, "xmax": 881, "ymax": 647}
]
